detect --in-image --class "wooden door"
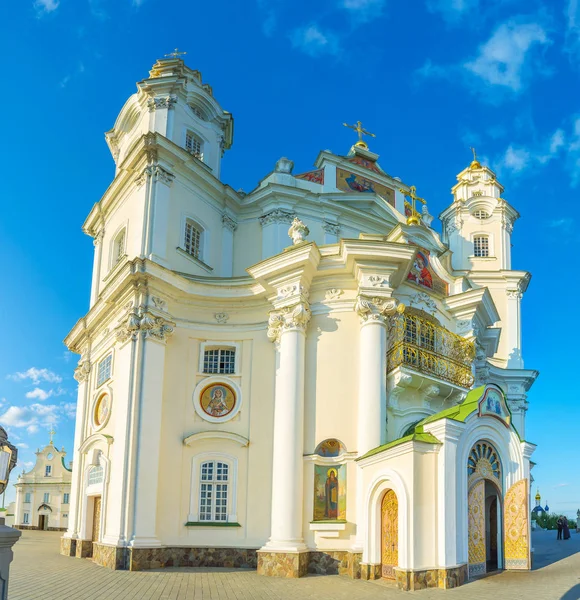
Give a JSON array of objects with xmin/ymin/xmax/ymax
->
[
  {"xmin": 381, "ymin": 489, "xmax": 398, "ymax": 579},
  {"xmin": 91, "ymin": 496, "xmax": 102, "ymax": 543},
  {"xmin": 38, "ymin": 515, "xmax": 47, "ymax": 530},
  {"xmin": 468, "ymin": 480, "xmax": 486, "ymax": 578},
  {"xmin": 504, "ymin": 479, "xmax": 530, "ymax": 570}
]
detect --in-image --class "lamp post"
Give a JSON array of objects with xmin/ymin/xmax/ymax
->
[{"xmin": 0, "ymin": 426, "xmax": 20, "ymax": 600}]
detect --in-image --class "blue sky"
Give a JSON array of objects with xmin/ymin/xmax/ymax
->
[{"xmin": 0, "ymin": 0, "xmax": 578, "ymax": 514}]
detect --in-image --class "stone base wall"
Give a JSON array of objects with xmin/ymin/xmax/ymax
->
[
  {"xmin": 395, "ymin": 564, "xmax": 468, "ymax": 591},
  {"xmin": 75, "ymin": 539, "xmax": 93, "ymax": 559},
  {"xmin": 15, "ymin": 525, "xmax": 67, "ymax": 532},
  {"xmin": 308, "ymin": 551, "xmax": 362, "ymax": 578},
  {"xmin": 257, "ymin": 551, "xmax": 309, "ymax": 578},
  {"xmin": 93, "ymin": 543, "xmax": 127, "ymax": 570},
  {"xmin": 60, "ymin": 537, "xmax": 77, "ymax": 557},
  {"xmin": 360, "ymin": 563, "xmax": 381, "ymax": 580},
  {"xmin": 128, "ymin": 547, "xmax": 258, "ymax": 572}
]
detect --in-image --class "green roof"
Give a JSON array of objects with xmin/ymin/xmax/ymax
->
[
  {"xmin": 357, "ymin": 431, "xmax": 441, "ymax": 461},
  {"xmin": 418, "ymin": 385, "xmax": 485, "ymax": 426}
]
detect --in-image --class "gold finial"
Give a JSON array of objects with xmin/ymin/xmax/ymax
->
[
  {"xmin": 49, "ymin": 428, "xmax": 56, "ymax": 445},
  {"xmin": 343, "ymin": 120, "xmax": 375, "ymax": 149},
  {"xmin": 469, "ymin": 147, "xmax": 482, "ymax": 170},
  {"xmin": 164, "ymin": 48, "xmax": 187, "ymax": 60},
  {"xmin": 400, "ymin": 185, "xmax": 426, "ymax": 226},
  {"xmin": 535, "ymin": 488, "xmax": 541, "ymax": 501}
]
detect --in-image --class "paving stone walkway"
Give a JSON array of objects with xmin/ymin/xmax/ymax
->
[{"xmin": 8, "ymin": 530, "xmax": 580, "ymax": 599}]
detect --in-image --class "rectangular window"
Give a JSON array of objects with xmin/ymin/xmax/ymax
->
[
  {"xmin": 23, "ymin": 513, "xmax": 29, "ymax": 524},
  {"xmin": 63, "ymin": 493, "xmax": 70, "ymax": 504},
  {"xmin": 185, "ymin": 132, "xmax": 203, "ymax": 158},
  {"xmin": 45, "ymin": 465, "xmax": 52, "ymax": 477},
  {"xmin": 43, "ymin": 493, "xmax": 50, "ymax": 503},
  {"xmin": 199, "ymin": 461, "xmax": 229, "ymax": 522},
  {"xmin": 63, "ymin": 513, "xmax": 68, "ymax": 518},
  {"xmin": 184, "ymin": 221, "xmax": 202, "ymax": 259},
  {"xmin": 88, "ymin": 465, "xmax": 104, "ymax": 486},
  {"xmin": 24, "ymin": 493, "xmax": 31, "ymax": 503},
  {"xmin": 474, "ymin": 236, "xmax": 490, "ymax": 257},
  {"xmin": 203, "ymin": 349, "xmax": 235, "ymax": 374},
  {"xmin": 97, "ymin": 354, "xmax": 112, "ymax": 387}
]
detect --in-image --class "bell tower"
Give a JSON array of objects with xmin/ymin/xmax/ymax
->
[{"xmin": 439, "ymin": 152, "xmax": 518, "ymax": 273}]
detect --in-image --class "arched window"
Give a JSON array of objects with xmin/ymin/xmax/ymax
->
[
  {"xmin": 113, "ymin": 228, "xmax": 126, "ymax": 264},
  {"xmin": 473, "ymin": 210, "xmax": 489, "ymax": 220},
  {"xmin": 402, "ymin": 420, "xmax": 422, "ymax": 437},
  {"xmin": 184, "ymin": 219, "xmax": 203, "ymax": 260},
  {"xmin": 473, "ymin": 235, "xmax": 490, "ymax": 257},
  {"xmin": 199, "ymin": 460, "xmax": 230, "ymax": 522},
  {"xmin": 185, "ymin": 131, "xmax": 203, "ymax": 160},
  {"xmin": 467, "ymin": 441, "xmax": 501, "ymax": 486}
]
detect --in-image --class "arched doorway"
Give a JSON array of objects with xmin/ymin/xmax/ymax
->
[
  {"xmin": 381, "ymin": 489, "xmax": 398, "ymax": 579},
  {"xmin": 467, "ymin": 441, "xmax": 503, "ymax": 579}
]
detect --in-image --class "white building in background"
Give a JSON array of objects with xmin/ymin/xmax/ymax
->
[
  {"xmin": 61, "ymin": 56, "xmax": 538, "ymax": 590},
  {"xmin": 14, "ymin": 437, "xmax": 72, "ymax": 531}
]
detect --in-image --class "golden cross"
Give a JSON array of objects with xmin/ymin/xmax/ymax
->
[
  {"xmin": 165, "ymin": 48, "xmax": 187, "ymax": 59},
  {"xmin": 399, "ymin": 185, "xmax": 426, "ymax": 226},
  {"xmin": 343, "ymin": 120, "xmax": 375, "ymax": 148},
  {"xmin": 49, "ymin": 428, "xmax": 56, "ymax": 444},
  {"xmin": 470, "ymin": 147, "xmax": 477, "ymax": 161}
]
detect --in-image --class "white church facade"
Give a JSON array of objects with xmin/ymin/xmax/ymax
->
[
  {"xmin": 14, "ymin": 437, "xmax": 72, "ymax": 531},
  {"xmin": 61, "ymin": 56, "xmax": 538, "ymax": 591}
]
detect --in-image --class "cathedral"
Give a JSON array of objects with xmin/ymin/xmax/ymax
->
[{"xmin": 60, "ymin": 55, "xmax": 538, "ymax": 591}]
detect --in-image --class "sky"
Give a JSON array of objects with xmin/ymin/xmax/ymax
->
[{"xmin": 0, "ymin": 0, "xmax": 578, "ymax": 515}]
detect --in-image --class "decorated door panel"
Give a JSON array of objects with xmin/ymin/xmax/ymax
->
[
  {"xmin": 468, "ymin": 479, "xmax": 486, "ymax": 578},
  {"xmin": 504, "ymin": 479, "xmax": 530, "ymax": 570},
  {"xmin": 381, "ymin": 489, "xmax": 398, "ymax": 579},
  {"xmin": 91, "ymin": 496, "xmax": 102, "ymax": 543}
]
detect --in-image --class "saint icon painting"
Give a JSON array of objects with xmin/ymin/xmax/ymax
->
[{"xmin": 200, "ymin": 383, "xmax": 236, "ymax": 418}]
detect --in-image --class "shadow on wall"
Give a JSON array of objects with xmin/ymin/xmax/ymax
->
[{"xmin": 561, "ymin": 584, "xmax": 580, "ymax": 600}]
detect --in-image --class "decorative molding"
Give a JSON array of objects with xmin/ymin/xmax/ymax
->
[
  {"xmin": 322, "ymin": 221, "xmax": 340, "ymax": 236},
  {"xmin": 325, "ymin": 288, "xmax": 343, "ymax": 301},
  {"xmin": 267, "ymin": 301, "xmax": 311, "ymax": 342},
  {"xmin": 258, "ymin": 209, "xmax": 296, "ymax": 226},
  {"xmin": 214, "ymin": 312, "xmax": 229, "ymax": 324},
  {"xmin": 183, "ymin": 431, "xmax": 249, "ymax": 447},
  {"xmin": 288, "ymin": 217, "xmax": 309, "ymax": 245},
  {"xmin": 116, "ymin": 306, "xmax": 175, "ymax": 344},
  {"xmin": 277, "ymin": 284, "xmax": 307, "ymax": 300},
  {"xmin": 456, "ymin": 319, "xmax": 473, "ymax": 333},
  {"xmin": 354, "ymin": 295, "xmax": 402, "ymax": 325},
  {"xmin": 409, "ymin": 292, "xmax": 437, "ymax": 315},
  {"xmin": 221, "ymin": 214, "xmax": 238, "ymax": 232},
  {"xmin": 93, "ymin": 230, "xmax": 105, "ymax": 247},
  {"xmin": 368, "ymin": 274, "xmax": 387, "ymax": 288},
  {"xmin": 74, "ymin": 360, "xmax": 91, "ymax": 383},
  {"xmin": 135, "ymin": 165, "xmax": 175, "ymax": 187},
  {"xmin": 506, "ymin": 289, "xmax": 523, "ymax": 300},
  {"xmin": 151, "ymin": 296, "xmax": 166, "ymax": 310},
  {"xmin": 78, "ymin": 433, "xmax": 114, "ymax": 454},
  {"xmin": 146, "ymin": 95, "xmax": 178, "ymax": 111}
]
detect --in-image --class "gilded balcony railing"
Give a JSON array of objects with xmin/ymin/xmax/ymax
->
[{"xmin": 387, "ymin": 312, "xmax": 475, "ymax": 388}]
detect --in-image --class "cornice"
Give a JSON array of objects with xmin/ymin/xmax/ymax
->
[
  {"xmin": 183, "ymin": 431, "xmax": 249, "ymax": 447},
  {"xmin": 443, "ymin": 287, "xmax": 499, "ymax": 328}
]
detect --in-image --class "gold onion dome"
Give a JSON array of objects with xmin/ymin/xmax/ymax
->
[
  {"xmin": 469, "ymin": 147, "xmax": 482, "ymax": 170},
  {"xmin": 535, "ymin": 489, "xmax": 541, "ymax": 501}
]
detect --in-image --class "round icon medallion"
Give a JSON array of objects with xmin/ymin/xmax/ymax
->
[{"xmin": 199, "ymin": 383, "xmax": 236, "ymax": 418}]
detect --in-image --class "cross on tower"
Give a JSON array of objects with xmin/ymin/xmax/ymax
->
[
  {"xmin": 49, "ymin": 428, "xmax": 56, "ymax": 444},
  {"xmin": 343, "ymin": 120, "xmax": 376, "ymax": 149},
  {"xmin": 164, "ymin": 48, "xmax": 187, "ymax": 59},
  {"xmin": 399, "ymin": 185, "xmax": 426, "ymax": 226}
]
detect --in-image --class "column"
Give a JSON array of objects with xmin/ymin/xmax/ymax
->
[
  {"xmin": 221, "ymin": 214, "xmax": 237, "ymax": 276},
  {"xmin": 258, "ymin": 300, "xmax": 310, "ymax": 575},
  {"xmin": 505, "ymin": 288, "xmax": 523, "ymax": 369},
  {"xmin": 259, "ymin": 209, "xmax": 296, "ymax": 259},
  {"xmin": 145, "ymin": 166, "xmax": 174, "ymax": 267},
  {"xmin": 89, "ymin": 231, "xmax": 104, "ymax": 307},
  {"xmin": 13, "ymin": 488, "xmax": 22, "ymax": 527},
  {"xmin": 61, "ymin": 358, "xmax": 91, "ymax": 556}
]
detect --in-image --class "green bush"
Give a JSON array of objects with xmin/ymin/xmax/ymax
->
[{"xmin": 533, "ymin": 512, "xmax": 576, "ymax": 530}]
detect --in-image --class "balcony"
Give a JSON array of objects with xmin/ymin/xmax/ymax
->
[{"xmin": 387, "ymin": 311, "xmax": 475, "ymax": 389}]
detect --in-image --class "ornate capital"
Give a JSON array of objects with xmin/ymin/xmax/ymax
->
[
  {"xmin": 267, "ymin": 301, "xmax": 311, "ymax": 342},
  {"xmin": 93, "ymin": 229, "xmax": 105, "ymax": 247},
  {"xmin": 116, "ymin": 307, "xmax": 175, "ymax": 344},
  {"xmin": 74, "ymin": 359, "xmax": 91, "ymax": 383},
  {"xmin": 259, "ymin": 209, "xmax": 296, "ymax": 226},
  {"xmin": 147, "ymin": 95, "xmax": 178, "ymax": 111},
  {"xmin": 355, "ymin": 295, "xmax": 403, "ymax": 324},
  {"xmin": 323, "ymin": 221, "xmax": 340, "ymax": 236},
  {"xmin": 222, "ymin": 214, "xmax": 238, "ymax": 232},
  {"xmin": 506, "ymin": 288, "xmax": 523, "ymax": 300},
  {"xmin": 135, "ymin": 165, "xmax": 175, "ymax": 187}
]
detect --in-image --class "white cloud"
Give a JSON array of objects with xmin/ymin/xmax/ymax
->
[
  {"xmin": 16, "ymin": 443, "xmax": 28, "ymax": 449},
  {"xmin": 342, "ymin": 0, "xmax": 385, "ymax": 23},
  {"xmin": 0, "ymin": 402, "xmax": 75, "ymax": 430},
  {"xmin": 62, "ymin": 403, "xmax": 77, "ymax": 419},
  {"xmin": 427, "ymin": 0, "xmax": 479, "ymax": 24},
  {"xmin": 548, "ymin": 129, "xmax": 565, "ymax": 154},
  {"xmin": 27, "ymin": 425, "xmax": 39, "ymax": 434},
  {"xmin": 34, "ymin": 0, "xmax": 59, "ymax": 14},
  {"xmin": 566, "ymin": 0, "xmax": 580, "ymax": 57},
  {"xmin": 8, "ymin": 368, "xmax": 62, "ymax": 385},
  {"xmin": 25, "ymin": 388, "xmax": 52, "ymax": 401},
  {"xmin": 464, "ymin": 21, "xmax": 550, "ymax": 92},
  {"xmin": 290, "ymin": 24, "xmax": 340, "ymax": 57},
  {"xmin": 498, "ymin": 145, "xmax": 531, "ymax": 173},
  {"xmin": 553, "ymin": 482, "xmax": 571, "ymax": 488}
]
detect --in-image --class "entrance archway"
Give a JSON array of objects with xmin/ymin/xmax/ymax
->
[
  {"xmin": 467, "ymin": 441, "xmax": 503, "ymax": 579},
  {"xmin": 381, "ymin": 489, "xmax": 398, "ymax": 579}
]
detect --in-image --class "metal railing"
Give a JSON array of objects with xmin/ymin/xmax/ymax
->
[{"xmin": 387, "ymin": 312, "xmax": 475, "ymax": 388}]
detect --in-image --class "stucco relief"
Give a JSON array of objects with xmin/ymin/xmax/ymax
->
[
  {"xmin": 267, "ymin": 302, "xmax": 311, "ymax": 342},
  {"xmin": 468, "ymin": 479, "xmax": 486, "ymax": 578},
  {"xmin": 355, "ymin": 295, "xmax": 403, "ymax": 324},
  {"xmin": 504, "ymin": 479, "xmax": 530, "ymax": 570},
  {"xmin": 116, "ymin": 307, "xmax": 175, "ymax": 343}
]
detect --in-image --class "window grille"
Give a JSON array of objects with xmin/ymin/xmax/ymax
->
[
  {"xmin": 43, "ymin": 493, "xmax": 50, "ymax": 503},
  {"xmin": 97, "ymin": 354, "xmax": 112, "ymax": 387},
  {"xmin": 23, "ymin": 513, "xmax": 29, "ymax": 524},
  {"xmin": 45, "ymin": 465, "xmax": 52, "ymax": 477},
  {"xmin": 203, "ymin": 349, "xmax": 235, "ymax": 374},
  {"xmin": 185, "ymin": 132, "xmax": 203, "ymax": 158},
  {"xmin": 88, "ymin": 465, "xmax": 104, "ymax": 486},
  {"xmin": 184, "ymin": 220, "xmax": 202, "ymax": 259},
  {"xmin": 473, "ymin": 235, "xmax": 490, "ymax": 257},
  {"xmin": 473, "ymin": 210, "xmax": 489, "ymax": 220},
  {"xmin": 114, "ymin": 229, "xmax": 126, "ymax": 264},
  {"xmin": 63, "ymin": 493, "xmax": 70, "ymax": 504},
  {"xmin": 199, "ymin": 460, "xmax": 229, "ymax": 522},
  {"xmin": 24, "ymin": 493, "xmax": 31, "ymax": 503}
]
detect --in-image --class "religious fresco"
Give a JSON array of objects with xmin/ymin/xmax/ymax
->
[
  {"xmin": 406, "ymin": 245, "xmax": 449, "ymax": 296},
  {"xmin": 336, "ymin": 168, "xmax": 395, "ymax": 207},
  {"xmin": 295, "ymin": 168, "xmax": 324, "ymax": 184},
  {"xmin": 200, "ymin": 382, "xmax": 237, "ymax": 418},
  {"xmin": 504, "ymin": 479, "xmax": 530, "ymax": 570},
  {"xmin": 478, "ymin": 386, "xmax": 511, "ymax": 427},
  {"xmin": 348, "ymin": 155, "xmax": 382, "ymax": 174},
  {"xmin": 94, "ymin": 394, "xmax": 110, "ymax": 428},
  {"xmin": 314, "ymin": 438, "xmax": 346, "ymax": 457},
  {"xmin": 313, "ymin": 464, "xmax": 346, "ymax": 521}
]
